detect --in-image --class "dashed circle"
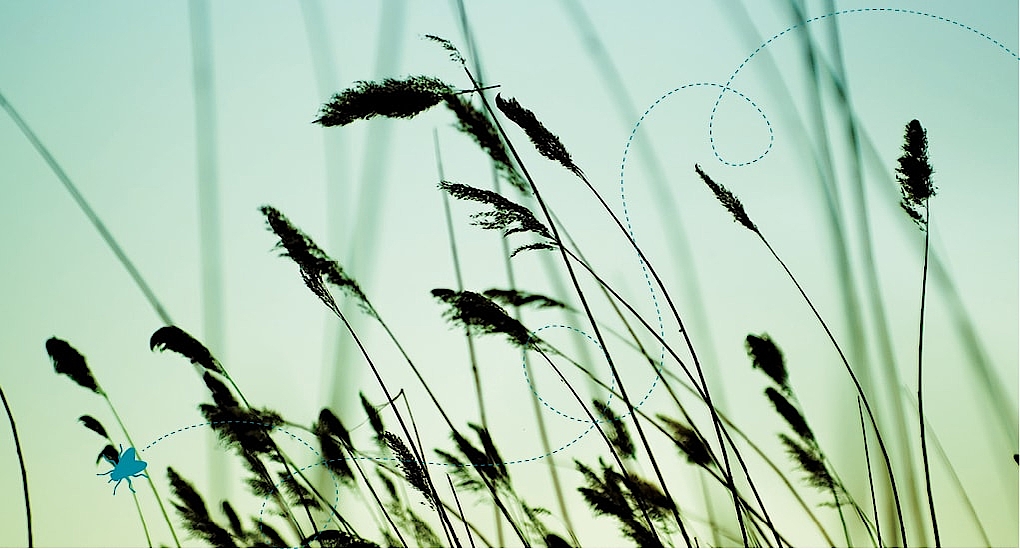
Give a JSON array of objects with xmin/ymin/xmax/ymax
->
[
  {"xmin": 706, "ymin": 7, "xmax": 1018, "ymax": 167},
  {"xmin": 522, "ymin": 324, "xmax": 661, "ymax": 424}
]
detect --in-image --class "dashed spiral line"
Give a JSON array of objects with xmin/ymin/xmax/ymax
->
[{"xmin": 119, "ymin": 11, "xmax": 1016, "ymax": 546}]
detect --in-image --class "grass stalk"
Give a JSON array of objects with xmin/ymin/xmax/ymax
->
[
  {"xmin": 0, "ymin": 91, "xmax": 173, "ymax": 326},
  {"xmin": 902, "ymin": 388, "xmax": 991, "ymax": 546},
  {"xmin": 859, "ymin": 397, "xmax": 883, "ymax": 547},
  {"xmin": 917, "ymin": 206, "xmax": 939, "ymax": 546},
  {"xmin": 467, "ymin": 65, "xmax": 701, "ymax": 545},
  {"xmin": 102, "ymin": 395, "xmax": 181, "ymax": 547},
  {"xmin": 446, "ymin": 474, "xmax": 475, "ymax": 547},
  {"xmin": 554, "ymin": 214, "xmax": 786, "ymax": 545},
  {"xmin": 786, "ymin": 6, "xmax": 928, "ymax": 542},
  {"xmin": 0, "ymin": 382, "xmax": 32, "ymax": 547},
  {"xmin": 448, "ymin": 6, "xmax": 579, "ymax": 542},
  {"xmin": 753, "ymin": 231, "xmax": 906, "ymax": 544}
]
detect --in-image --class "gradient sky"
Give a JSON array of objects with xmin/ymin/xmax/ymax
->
[{"xmin": 0, "ymin": 1, "xmax": 1017, "ymax": 547}]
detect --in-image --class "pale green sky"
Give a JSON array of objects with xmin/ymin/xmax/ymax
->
[{"xmin": 0, "ymin": 1, "xmax": 1016, "ymax": 547}]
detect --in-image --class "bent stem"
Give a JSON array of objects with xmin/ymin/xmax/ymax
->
[
  {"xmin": 917, "ymin": 205, "xmax": 939, "ymax": 546},
  {"xmin": 1, "ymin": 382, "xmax": 32, "ymax": 547},
  {"xmin": 754, "ymin": 231, "xmax": 907, "ymax": 544},
  {"xmin": 466, "ymin": 64, "xmax": 694, "ymax": 545},
  {"xmin": 103, "ymin": 396, "xmax": 182, "ymax": 547}
]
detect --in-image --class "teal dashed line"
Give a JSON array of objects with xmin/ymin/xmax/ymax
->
[
  {"xmin": 138, "ymin": 421, "xmax": 341, "ymax": 547},
  {"xmin": 708, "ymin": 7, "xmax": 1018, "ymax": 167},
  {"xmin": 522, "ymin": 324, "xmax": 659, "ymax": 424},
  {"xmin": 137, "ymin": 418, "xmax": 601, "ymax": 544},
  {"xmin": 619, "ymin": 82, "xmax": 768, "ymax": 415}
]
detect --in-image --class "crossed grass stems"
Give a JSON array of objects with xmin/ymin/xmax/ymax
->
[{"xmin": 3, "ymin": 36, "xmax": 997, "ymax": 548}]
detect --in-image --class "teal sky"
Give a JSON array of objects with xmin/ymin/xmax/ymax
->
[{"xmin": 0, "ymin": 1, "xmax": 1017, "ymax": 547}]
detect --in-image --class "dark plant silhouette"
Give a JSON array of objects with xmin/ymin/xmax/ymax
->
[
  {"xmin": 1, "ymin": 380, "xmax": 32, "ymax": 547},
  {"xmin": 895, "ymin": 118, "xmax": 940, "ymax": 546},
  {"xmin": 696, "ymin": 163, "xmax": 909, "ymax": 544}
]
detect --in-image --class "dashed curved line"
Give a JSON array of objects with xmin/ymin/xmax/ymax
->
[
  {"xmin": 522, "ymin": 324, "xmax": 658, "ymax": 424},
  {"xmin": 140, "ymin": 421, "xmax": 341, "ymax": 546},
  {"xmin": 708, "ymin": 7, "xmax": 1018, "ymax": 166},
  {"xmin": 619, "ymin": 82, "xmax": 769, "ymax": 416}
]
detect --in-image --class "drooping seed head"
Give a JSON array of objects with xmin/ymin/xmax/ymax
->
[
  {"xmin": 895, "ymin": 119, "xmax": 936, "ymax": 230},
  {"xmin": 695, "ymin": 164, "xmax": 758, "ymax": 233}
]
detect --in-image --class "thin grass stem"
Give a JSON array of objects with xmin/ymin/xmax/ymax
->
[
  {"xmin": 902, "ymin": 388, "xmax": 991, "ymax": 546},
  {"xmin": 917, "ymin": 205, "xmax": 939, "ymax": 547},
  {"xmin": 103, "ymin": 396, "xmax": 182, "ymax": 547},
  {"xmin": 448, "ymin": 7, "xmax": 580, "ymax": 541},
  {"xmin": 0, "ymin": 91, "xmax": 173, "ymax": 326},
  {"xmin": 859, "ymin": 397, "xmax": 883, "ymax": 547},
  {"xmin": 466, "ymin": 65, "xmax": 697, "ymax": 545},
  {"xmin": 755, "ymin": 231, "xmax": 907, "ymax": 543},
  {"xmin": 0, "ymin": 383, "xmax": 32, "ymax": 547}
]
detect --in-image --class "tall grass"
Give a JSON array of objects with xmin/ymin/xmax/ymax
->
[{"xmin": 4, "ymin": 9, "xmax": 1016, "ymax": 548}]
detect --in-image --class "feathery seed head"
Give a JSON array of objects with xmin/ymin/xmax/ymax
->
[
  {"xmin": 745, "ymin": 333, "xmax": 789, "ymax": 392},
  {"xmin": 150, "ymin": 326, "xmax": 224, "ymax": 375},
  {"xmin": 765, "ymin": 387, "xmax": 814, "ymax": 443},
  {"xmin": 431, "ymin": 288, "xmax": 540, "ymax": 349},
  {"xmin": 443, "ymin": 94, "xmax": 528, "ymax": 193},
  {"xmin": 78, "ymin": 415, "xmax": 109, "ymax": 440},
  {"xmin": 261, "ymin": 205, "xmax": 377, "ymax": 319},
  {"xmin": 423, "ymin": 34, "xmax": 465, "ymax": 65},
  {"xmin": 695, "ymin": 164, "xmax": 758, "ymax": 233},
  {"xmin": 314, "ymin": 75, "xmax": 453, "ymax": 127},
  {"xmin": 46, "ymin": 337, "xmax": 102, "ymax": 395},
  {"xmin": 895, "ymin": 119, "xmax": 936, "ymax": 230},
  {"xmin": 495, "ymin": 94, "xmax": 584, "ymax": 179}
]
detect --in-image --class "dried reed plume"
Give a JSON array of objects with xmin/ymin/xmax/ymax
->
[
  {"xmin": 438, "ymin": 181, "xmax": 553, "ymax": 256},
  {"xmin": 431, "ymin": 288, "xmax": 541, "ymax": 349},
  {"xmin": 78, "ymin": 414, "xmax": 109, "ymax": 439},
  {"xmin": 383, "ymin": 431, "xmax": 436, "ymax": 509},
  {"xmin": 313, "ymin": 75, "xmax": 453, "ymax": 127},
  {"xmin": 260, "ymin": 205, "xmax": 377, "ymax": 319},
  {"xmin": 595, "ymin": 399, "xmax": 637, "ymax": 460},
  {"xmin": 149, "ymin": 326, "xmax": 225, "ymax": 375},
  {"xmin": 896, "ymin": 119, "xmax": 936, "ymax": 230},
  {"xmin": 443, "ymin": 94, "xmax": 528, "ymax": 193},
  {"xmin": 423, "ymin": 34, "xmax": 466, "ymax": 65},
  {"xmin": 656, "ymin": 414, "xmax": 712, "ymax": 468},
  {"xmin": 495, "ymin": 94, "xmax": 583, "ymax": 178},
  {"xmin": 694, "ymin": 164, "xmax": 758, "ymax": 233},
  {"xmin": 745, "ymin": 334, "xmax": 788, "ymax": 393},
  {"xmin": 482, "ymin": 288, "xmax": 571, "ymax": 310},
  {"xmin": 167, "ymin": 467, "xmax": 236, "ymax": 547},
  {"xmin": 46, "ymin": 337, "xmax": 102, "ymax": 394}
]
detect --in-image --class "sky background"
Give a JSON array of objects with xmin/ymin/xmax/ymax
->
[{"xmin": 0, "ymin": 1, "xmax": 1017, "ymax": 547}]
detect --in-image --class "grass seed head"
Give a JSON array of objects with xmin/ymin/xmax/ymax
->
[
  {"xmin": 443, "ymin": 94, "xmax": 528, "ymax": 193},
  {"xmin": 261, "ymin": 205, "xmax": 377, "ymax": 319},
  {"xmin": 495, "ymin": 94, "xmax": 584, "ymax": 179},
  {"xmin": 765, "ymin": 387, "xmax": 814, "ymax": 443},
  {"xmin": 167, "ymin": 467, "xmax": 236, "ymax": 547},
  {"xmin": 779, "ymin": 434, "xmax": 834, "ymax": 491},
  {"xmin": 78, "ymin": 414, "xmax": 109, "ymax": 440},
  {"xmin": 657, "ymin": 414, "xmax": 713, "ymax": 468},
  {"xmin": 483, "ymin": 288, "xmax": 570, "ymax": 310},
  {"xmin": 896, "ymin": 119, "xmax": 936, "ymax": 230},
  {"xmin": 46, "ymin": 337, "xmax": 102, "ymax": 395},
  {"xmin": 382, "ymin": 431, "xmax": 435, "ymax": 509},
  {"xmin": 695, "ymin": 164, "xmax": 758, "ymax": 233},
  {"xmin": 423, "ymin": 34, "xmax": 465, "ymax": 65},
  {"xmin": 149, "ymin": 326, "xmax": 224, "ymax": 375},
  {"xmin": 431, "ymin": 288, "xmax": 539, "ymax": 349},
  {"xmin": 313, "ymin": 75, "xmax": 453, "ymax": 127},
  {"xmin": 745, "ymin": 333, "xmax": 789, "ymax": 392}
]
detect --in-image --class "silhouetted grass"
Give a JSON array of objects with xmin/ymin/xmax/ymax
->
[
  {"xmin": 14, "ymin": 24, "xmax": 1013, "ymax": 549},
  {"xmin": 0, "ymin": 380, "xmax": 32, "ymax": 547}
]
